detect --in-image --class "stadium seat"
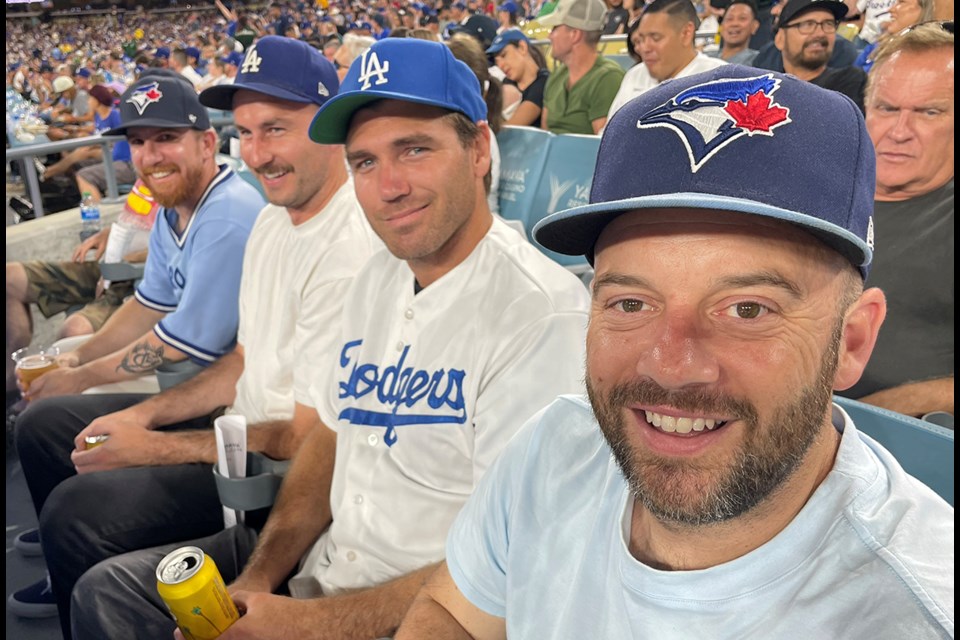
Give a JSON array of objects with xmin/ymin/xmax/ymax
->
[
  {"xmin": 833, "ymin": 396, "xmax": 955, "ymax": 506},
  {"xmin": 496, "ymin": 126, "xmax": 600, "ymax": 276}
]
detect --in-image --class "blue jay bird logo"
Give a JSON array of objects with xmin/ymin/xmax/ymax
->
[
  {"xmin": 637, "ymin": 74, "xmax": 791, "ymax": 173},
  {"xmin": 126, "ymin": 82, "xmax": 164, "ymax": 116}
]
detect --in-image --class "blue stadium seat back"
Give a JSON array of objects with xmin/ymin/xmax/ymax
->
[
  {"xmin": 606, "ymin": 53, "xmax": 636, "ymax": 71},
  {"xmin": 236, "ymin": 169, "xmax": 266, "ymax": 198},
  {"xmin": 496, "ymin": 125, "xmax": 553, "ymax": 236},
  {"xmin": 833, "ymin": 395, "xmax": 955, "ymax": 506},
  {"xmin": 528, "ymin": 133, "xmax": 600, "ymax": 270}
]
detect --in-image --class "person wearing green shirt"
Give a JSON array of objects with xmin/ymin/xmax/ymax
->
[{"xmin": 540, "ymin": 0, "xmax": 625, "ymax": 134}]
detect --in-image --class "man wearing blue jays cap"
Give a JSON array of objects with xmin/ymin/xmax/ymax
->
[
  {"xmin": 12, "ymin": 72, "xmax": 265, "ymax": 637},
  {"xmin": 74, "ymin": 36, "xmax": 589, "ymax": 640},
  {"xmin": 396, "ymin": 67, "xmax": 953, "ymax": 639}
]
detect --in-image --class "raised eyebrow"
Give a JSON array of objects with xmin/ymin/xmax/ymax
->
[{"xmin": 592, "ymin": 273, "xmax": 653, "ymax": 294}]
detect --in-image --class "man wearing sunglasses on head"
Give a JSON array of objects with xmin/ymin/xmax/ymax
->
[{"xmin": 774, "ymin": 0, "xmax": 868, "ymax": 111}]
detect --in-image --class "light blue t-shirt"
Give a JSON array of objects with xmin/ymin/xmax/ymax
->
[
  {"xmin": 135, "ymin": 165, "xmax": 264, "ymax": 364},
  {"xmin": 447, "ymin": 395, "xmax": 954, "ymax": 639}
]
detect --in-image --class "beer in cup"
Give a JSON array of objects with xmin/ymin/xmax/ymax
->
[{"xmin": 12, "ymin": 345, "xmax": 60, "ymax": 392}]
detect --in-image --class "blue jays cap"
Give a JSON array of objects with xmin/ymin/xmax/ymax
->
[
  {"xmin": 533, "ymin": 67, "xmax": 876, "ymax": 278},
  {"xmin": 486, "ymin": 29, "xmax": 530, "ymax": 55},
  {"xmin": 200, "ymin": 36, "xmax": 339, "ymax": 110},
  {"xmin": 308, "ymin": 39, "xmax": 487, "ymax": 144},
  {"xmin": 103, "ymin": 75, "xmax": 212, "ymax": 136}
]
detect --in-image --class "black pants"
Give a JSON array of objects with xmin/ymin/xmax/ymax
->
[{"xmin": 15, "ymin": 394, "xmax": 224, "ymax": 639}]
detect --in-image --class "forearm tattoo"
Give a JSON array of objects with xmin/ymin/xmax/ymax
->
[{"xmin": 116, "ymin": 341, "xmax": 165, "ymax": 374}]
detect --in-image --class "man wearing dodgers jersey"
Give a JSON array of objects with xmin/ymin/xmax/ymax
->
[{"xmin": 72, "ymin": 38, "xmax": 590, "ymax": 639}]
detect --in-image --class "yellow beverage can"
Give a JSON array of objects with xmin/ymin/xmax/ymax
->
[
  {"xmin": 156, "ymin": 546, "xmax": 239, "ymax": 640},
  {"xmin": 84, "ymin": 434, "xmax": 109, "ymax": 449}
]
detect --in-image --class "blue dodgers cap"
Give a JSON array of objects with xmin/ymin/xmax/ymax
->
[
  {"xmin": 185, "ymin": 46, "xmax": 202, "ymax": 60},
  {"xmin": 76, "ymin": 67, "xmax": 92, "ymax": 78},
  {"xmin": 499, "ymin": 1, "xmax": 519, "ymax": 12},
  {"xmin": 533, "ymin": 67, "xmax": 876, "ymax": 278},
  {"xmin": 155, "ymin": 46, "xmax": 171, "ymax": 59},
  {"xmin": 103, "ymin": 75, "xmax": 212, "ymax": 136},
  {"xmin": 308, "ymin": 39, "xmax": 487, "ymax": 144},
  {"xmin": 221, "ymin": 51, "xmax": 244, "ymax": 67},
  {"xmin": 486, "ymin": 29, "xmax": 530, "ymax": 55},
  {"xmin": 199, "ymin": 36, "xmax": 339, "ymax": 110}
]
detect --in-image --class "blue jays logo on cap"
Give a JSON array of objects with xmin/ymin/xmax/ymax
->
[
  {"xmin": 639, "ymin": 74, "xmax": 791, "ymax": 173},
  {"xmin": 127, "ymin": 82, "xmax": 163, "ymax": 115}
]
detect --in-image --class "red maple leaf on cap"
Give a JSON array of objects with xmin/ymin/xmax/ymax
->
[
  {"xmin": 145, "ymin": 87, "xmax": 162, "ymax": 101},
  {"xmin": 724, "ymin": 91, "xmax": 789, "ymax": 133}
]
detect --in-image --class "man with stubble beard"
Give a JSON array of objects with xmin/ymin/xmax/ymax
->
[{"xmin": 774, "ymin": 0, "xmax": 868, "ymax": 111}]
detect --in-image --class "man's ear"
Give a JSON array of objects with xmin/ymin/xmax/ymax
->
[{"xmin": 834, "ymin": 287, "xmax": 886, "ymax": 391}]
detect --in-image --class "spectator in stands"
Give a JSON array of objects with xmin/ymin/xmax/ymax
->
[
  {"xmin": 488, "ymin": 29, "xmax": 552, "ymax": 126},
  {"xmin": 839, "ymin": 21, "xmax": 954, "ymax": 419},
  {"xmin": 606, "ymin": 0, "xmax": 727, "ymax": 123},
  {"xmin": 540, "ymin": 0, "xmax": 625, "ymax": 133},
  {"xmin": 14, "ymin": 75, "xmax": 262, "ymax": 406},
  {"xmin": 449, "ymin": 14, "xmax": 501, "ymax": 50},
  {"xmin": 449, "ymin": 33, "xmax": 505, "ymax": 214},
  {"xmin": 771, "ymin": 0, "xmax": 868, "ymax": 110},
  {"xmin": 75, "ymin": 84, "xmax": 138, "ymax": 202},
  {"xmin": 8, "ymin": 38, "xmax": 381, "ymax": 636},
  {"xmin": 603, "ymin": 0, "xmax": 631, "ymax": 33},
  {"xmin": 851, "ymin": 0, "xmax": 897, "ymax": 51},
  {"xmin": 196, "ymin": 56, "xmax": 228, "ymax": 91},
  {"xmin": 395, "ymin": 64, "xmax": 953, "ymax": 640},
  {"xmin": 46, "ymin": 76, "xmax": 94, "ymax": 141},
  {"xmin": 709, "ymin": 0, "xmax": 762, "ymax": 63},
  {"xmin": 169, "ymin": 47, "xmax": 203, "ymax": 88},
  {"xmin": 222, "ymin": 50, "xmax": 242, "ymax": 84},
  {"xmin": 5, "ymin": 184, "xmax": 158, "ymax": 416},
  {"xmin": 70, "ymin": 37, "xmax": 590, "ymax": 640},
  {"xmin": 334, "ymin": 33, "xmax": 377, "ymax": 82},
  {"xmin": 752, "ymin": 0, "xmax": 861, "ymax": 70},
  {"xmin": 154, "ymin": 46, "xmax": 171, "ymax": 68},
  {"xmin": 854, "ymin": 0, "xmax": 936, "ymax": 71},
  {"xmin": 498, "ymin": 0, "xmax": 523, "ymax": 31}
]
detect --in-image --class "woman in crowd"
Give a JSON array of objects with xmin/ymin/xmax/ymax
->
[
  {"xmin": 855, "ymin": 0, "xmax": 935, "ymax": 71},
  {"xmin": 487, "ymin": 30, "xmax": 551, "ymax": 127}
]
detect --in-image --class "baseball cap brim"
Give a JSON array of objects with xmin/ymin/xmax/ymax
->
[
  {"xmin": 533, "ymin": 193, "xmax": 872, "ymax": 270},
  {"xmin": 309, "ymin": 90, "xmax": 467, "ymax": 144},
  {"xmin": 102, "ymin": 119, "xmax": 200, "ymax": 137},
  {"xmin": 200, "ymin": 81, "xmax": 319, "ymax": 110}
]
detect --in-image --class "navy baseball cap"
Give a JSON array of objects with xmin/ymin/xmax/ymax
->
[
  {"xmin": 200, "ymin": 36, "xmax": 339, "ymax": 110},
  {"xmin": 449, "ymin": 14, "xmax": 500, "ymax": 48},
  {"xmin": 103, "ymin": 76, "xmax": 212, "ymax": 136},
  {"xmin": 309, "ymin": 39, "xmax": 487, "ymax": 144},
  {"xmin": 185, "ymin": 46, "xmax": 202, "ymax": 60},
  {"xmin": 499, "ymin": 1, "xmax": 519, "ymax": 12},
  {"xmin": 76, "ymin": 68, "xmax": 92, "ymax": 78},
  {"xmin": 533, "ymin": 67, "xmax": 875, "ymax": 278},
  {"xmin": 155, "ymin": 46, "xmax": 171, "ymax": 59},
  {"xmin": 776, "ymin": 0, "xmax": 847, "ymax": 31},
  {"xmin": 486, "ymin": 29, "xmax": 530, "ymax": 55}
]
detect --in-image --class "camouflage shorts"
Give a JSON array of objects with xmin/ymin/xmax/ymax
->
[{"xmin": 22, "ymin": 261, "xmax": 136, "ymax": 331}]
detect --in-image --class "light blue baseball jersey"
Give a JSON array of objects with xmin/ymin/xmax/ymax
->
[
  {"xmin": 135, "ymin": 165, "xmax": 264, "ymax": 364},
  {"xmin": 447, "ymin": 395, "xmax": 954, "ymax": 639}
]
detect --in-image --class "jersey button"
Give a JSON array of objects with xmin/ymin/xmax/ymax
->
[
  {"xmin": 396, "ymin": 340, "xmax": 404, "ymax": 351},
  {"xmin": 354, "ymin": 494, "xmax": 364, "ymax": 505},
  {"xmin": 404, "ymin": 308, "xmax": 414, "ymax": 320},
  {"xmin": 367, "ymin": 433, "xmax": 379, "ymax": 446},
  {"xmin": 346, "ymin": 551, "xmax": 357, "ymax": 562}
]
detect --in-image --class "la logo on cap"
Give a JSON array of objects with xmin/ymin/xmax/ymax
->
[
  {"xmin": 241, "ymin": 44, "xmax": 263, "ymax": 74},
  {"xmin": 127, "ymin": 81, "xmax": 163, "ymax": 115},
  {"xmin": 358, "ymin": 50, "xmax": 390, "ymax": 90}
]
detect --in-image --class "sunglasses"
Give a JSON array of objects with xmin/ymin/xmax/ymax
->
[{"xmin": 897, "ymin": 19, "xmax": 955, "ymax": 36}]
